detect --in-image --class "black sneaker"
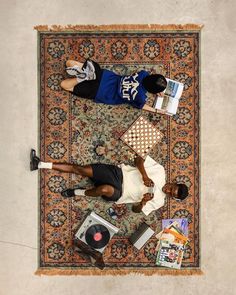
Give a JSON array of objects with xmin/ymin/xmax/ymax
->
[
  {"xmin": 30, "ymin": 149, "xmax": 40, "ymax": 171},
  {"xmin": 61, "ymin": 188, "xmax": 76, "ymax": 198},
  {"xmin": 94, "ymin": 255, "xmax": 105, "ymax": 270}
]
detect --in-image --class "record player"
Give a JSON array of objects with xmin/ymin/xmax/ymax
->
[{"xmin": 75, "ymin": 211, "xmax": 119, "ymax": 253}]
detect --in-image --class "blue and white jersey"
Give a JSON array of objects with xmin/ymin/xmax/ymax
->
[{"xmin": 95, "ymin": 70, "xmax": 149, "ymax": 109}]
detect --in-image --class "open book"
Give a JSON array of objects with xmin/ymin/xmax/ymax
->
[{"xmin": 153, "ymin": 78, "xmax": 184, "ymax": 116}]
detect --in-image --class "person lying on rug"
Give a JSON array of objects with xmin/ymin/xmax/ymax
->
[
  {"xmin": 30, "ymin": 149, "xmax": 188, "ymax": 216},
  {"xmin": 60, "ymin": 59, "xmax": 167, "ymax": 114}
]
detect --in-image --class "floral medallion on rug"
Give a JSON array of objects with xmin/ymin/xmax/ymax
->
[{"xmin": 36, "ymin": 25, "xmax": 201, "ymax": 275}]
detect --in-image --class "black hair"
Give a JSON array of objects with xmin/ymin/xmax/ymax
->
[
  {"xmin": 176, "ymin": 184, "xmax": 188, "ymax": 200},
  {"xmin": 142, "ymin": 74, "xmax": 167, "ymax": 94}
]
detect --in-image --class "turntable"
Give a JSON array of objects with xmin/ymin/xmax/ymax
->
[{"xmin": 75, "ymin": 211, "xmax": 119, "ymax": 253}]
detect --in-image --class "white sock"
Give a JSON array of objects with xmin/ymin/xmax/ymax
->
[
  {"xmin": 74, "ymin": 189, "xmax": 86, "ymax": 196},
  {"xmin": 76, "ymin": 77, "xmax": 83, "ymax": 83},
  {"xmin": 76, "ymin": 76, "xmax": 87, "ymax": 83},
  {"xmin": 38, "ymin": 161, "xmax": 53, "ymax": 169}
]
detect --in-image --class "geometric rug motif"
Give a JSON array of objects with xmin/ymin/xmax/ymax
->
[{"xmin": 36, "ymin": 25, "xmax": 200, "ymax": 275}]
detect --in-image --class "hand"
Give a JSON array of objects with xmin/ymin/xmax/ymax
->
[
  {"xmin": 143, "ymin": 176, "xmax": 154, "ymax": 187},
  {"xmin": 132, "ymin": 203, "xmax": 142, "ymax": 213},
  {"xmin": 132, "ymin": 193, "xmax": 154, "ymax": 213},
  {"xmin": 141, "ymin": 193, "xmax": 154, "ymax": 205}
]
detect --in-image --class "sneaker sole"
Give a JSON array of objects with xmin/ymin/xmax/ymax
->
[
  {"xmin": 66, "ymin": 67, "xmax": 87, "ymax": 79},
  {"xmin": 61, "ymin": 190, "xmax": 76, "ymax": 198},
  {"xmin": 30, "ymin": 149, "xmax": 36, "ymax": 171}
]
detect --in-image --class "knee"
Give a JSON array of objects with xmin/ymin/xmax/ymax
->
[
  {"xmin": 100, "ymin": 185, "xmax": 114, "ymax": 196},
  {"xmin": 60, "ymin": 79, "xmax": 70, "ymax": 91},
  {"xmin": 60, "ymin": 80, "xmax": 66, "ymax": 90}
]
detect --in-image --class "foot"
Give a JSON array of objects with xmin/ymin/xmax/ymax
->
[
  {"xmin": 61, "ymin": 188, "xmax": 76, "ymax": 198},
  {"xmin": 94, "ymin": 256, "xmax": 105, "ymax": 270},
  {"xmin": 30, "ymin": 149, "xmax": 40, "ymax": 171},
  {"xmin": 66, "ymin": 65, "xmax": 87, "ymax": 79}
]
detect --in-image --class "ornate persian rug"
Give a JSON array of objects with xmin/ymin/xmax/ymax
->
[{"xmin": 35, "ymin": 25, "xmax": 201, "ymax": 275}]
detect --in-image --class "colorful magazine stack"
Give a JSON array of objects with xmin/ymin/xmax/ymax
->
[
  {"xmin": 155, "ymin": 219, "xmax": 189, "ymax": 269},
  {"xmin": 162, "ymin": 218, "xmax": 188, "ymax": 236}
]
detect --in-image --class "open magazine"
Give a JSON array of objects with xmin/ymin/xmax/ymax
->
[
  {"xmin": 156, "ymin": 240, "xmax": 185, "ymax": 269},
  {"xmin": 153, "ymin": 78, "xmax": 184, "ymax": 116}
]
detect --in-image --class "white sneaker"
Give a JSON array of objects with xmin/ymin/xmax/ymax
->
[
  {"xmin": 66, "ymin": 65, "xmax": 87, "ymax": 79},
  {"xmin": 83, "ymin": 60, "xmax": 96, "ymax": 80}
]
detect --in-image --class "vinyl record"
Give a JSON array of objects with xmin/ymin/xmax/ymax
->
[{"xmin": 85, "ymin": 224, "xmax": 110, "ymax": 249}]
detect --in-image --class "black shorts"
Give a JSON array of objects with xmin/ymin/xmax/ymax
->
[
  {"xmin": 72, "ymin": 60, "xmax": 103, "ymax": 99},
  {"xmin": 90, "ymin": 164, "xmax": 123, "ymax": 202}
]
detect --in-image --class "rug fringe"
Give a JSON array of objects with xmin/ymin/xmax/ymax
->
[
  {"xmin": 35, "ymin": 268, "xmax": 203, "ymax": 276},
  {"xmin": 34, "ymin": 24, "xmax": 203, "ymax": 32}
]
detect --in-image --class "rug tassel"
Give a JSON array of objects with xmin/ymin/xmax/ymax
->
[
  {"xmin": 34, "ymin": 24, "xmax": 203, "ymax": 32},
  {"xmin": 35, "ymin": 268, "xmax": 203, "ymax": 276}
]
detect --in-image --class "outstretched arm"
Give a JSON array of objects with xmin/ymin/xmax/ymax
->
[
  {"xmin": 142, "ymin": 103, "xmax": 166, "ymax": 114},
  {"xmin": 134, "ymin": 156, "xmax": 154, "ymax": 187}
]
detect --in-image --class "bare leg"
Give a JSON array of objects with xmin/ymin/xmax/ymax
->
[
  {"xmin": 53, "ymin": 165, "xmax": 115, "ymax": 199},
  {"xmin": 52, "ymin": 163, "xmax": 93, "ymax": 178},
  {"xmin": 60, "ymin": 78, "xmax": 78, "ymax": 92},
  {"xmin": 66, "ymin": 60, "xmax": 84, "ymax": 68},
  {"xmin": 85, "ymin": 185, "xmax": 115, "ymax": 198}
]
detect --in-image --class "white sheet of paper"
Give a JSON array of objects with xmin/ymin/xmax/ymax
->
[
  {"xmin": 154, "ymin": 96, "xmax": 164, "ymax": 109},
  {"xmin": 166, "ymin": 97, "xmax": 179, "ymax": 115}
]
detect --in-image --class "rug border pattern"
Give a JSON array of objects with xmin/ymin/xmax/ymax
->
[{"xmin": 37, "ymin": 24, "xmax": 202, "ymax": 275}]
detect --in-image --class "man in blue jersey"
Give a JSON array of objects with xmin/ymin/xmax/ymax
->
[{"xmin": 60, "ymin": 59, "xmax": 167, "ymax": 114}]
